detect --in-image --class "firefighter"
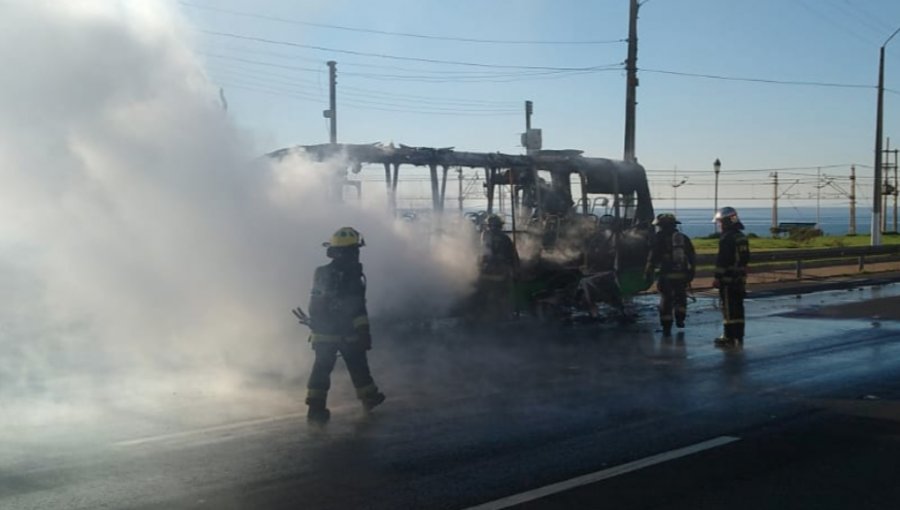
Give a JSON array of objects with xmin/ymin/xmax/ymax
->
[
  {"xmin": 478, "ymin": 214, "xmax": 519, "ymax": 319},
  {"xmin": 645, "ymin": 213, "xmax": 696, "ymax": 336},
  {"xmin": 712, "ymin": 207, "xmax": 751, "ymax": 347},
  {"xmin": 305, "ymin": 227, "xmax": 385, "ymax": 424}
]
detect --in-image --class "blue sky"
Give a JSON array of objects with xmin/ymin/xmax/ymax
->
[{"xmin": 180, "ymin": 0, "xmax": 900, "ymax": 208}]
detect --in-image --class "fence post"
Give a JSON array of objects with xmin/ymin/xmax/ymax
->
[
  {"xmin": 858, "ymin": 255, "xmax": 865, "ymax": 272},
  {"xmin": 795, "ymin": 259, "xmax": 803, "ymax": 279}
]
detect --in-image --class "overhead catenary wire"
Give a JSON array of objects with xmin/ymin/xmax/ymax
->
[
  {"xmin": 180, "ymin": 1, "xmax": 625, "ymax": 45},
  {"xmin": 646, "ymin": 163, "xmax": 862, "ymax": 174}
]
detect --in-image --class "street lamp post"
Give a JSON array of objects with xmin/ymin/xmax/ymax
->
[
  {"xmin": 873, "ymin": 26, "xmax": 900, "ymax": 246},
  {"xmin": 713, "ymin": 158, "xmax": 721, "ymax": 231},
  {"xmin": 672, "ymin": 176, "xmax": 688, "ymax": 215}
]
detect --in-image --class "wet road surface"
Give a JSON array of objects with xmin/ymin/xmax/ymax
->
[{"xmin": 3, "ymin": 283, "xmax": 900, "ymax": 509}]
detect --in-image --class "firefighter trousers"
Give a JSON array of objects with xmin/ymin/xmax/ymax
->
[
  {"xmin": 657, "ymin": 278, "xmax": 688, "ymax": 328},
  {"xmin": 719, "ymin": 281, "xmax": 746, "ymax": 340},
  {"xmin": 306, "ymin": 342, "xmax": 379, "ymax": 406}
]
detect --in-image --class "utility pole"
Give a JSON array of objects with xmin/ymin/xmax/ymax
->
[
  {"xmin": 874, "ymin": 43, "xmax": 886, "ymax": 244},
  {"xmin": 671, "ymin": 167, "xmax": 687, "ymax": 215},
  {"xmin": 816, "ymin": 167, "xmax": 822, "ymax": 226},
  {"xmin": 872, "ymin": 27, "xmax": 900, "ymax": 245},
  {"xmin": 525, "ymin": 100, "xmax": 533, "ymax": 134},
  {"xmin": 325, "ymin": 61, "xmax": 337, "ymax": 144},
  {"xmin": 623, "ymin": 0, "xmax": 639, "ymax": 162},
  {"xmin": 894, "ymin": 148, "xmax": 899, "ymax": 232},
  {"xmin": 457, "ymin": 168, "xmax": 464, "ymax": 213},
  {"xmin": 713, "ymin": 158, "xmax": 721, "ymax": 228},
  {"xmin": 771, "ymin": 172, "xmax": 779, "ymax": 231},
  {"xmin": 886, "ymin": 138, "xmax": 900, "ymax": 232},
  {"xmin": 522, "ymin": 99, "xmax": 542, "ymax": 217},
  {"xmin": 894, "ymin": 149, "xmax": 900, "ymax": 234},
  {"xmin": 850, "ymin": 165, "xmax": 857, "ymax": 236}
]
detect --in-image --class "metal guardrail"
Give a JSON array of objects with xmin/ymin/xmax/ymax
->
[{"xmin": 695, "ymin": 244, "xmax": 900, "ymax": 279}]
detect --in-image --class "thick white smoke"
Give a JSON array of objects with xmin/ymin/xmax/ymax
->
[{"xmin": 0, "ymin": 0, "xmax": 477, "ymax": 431}]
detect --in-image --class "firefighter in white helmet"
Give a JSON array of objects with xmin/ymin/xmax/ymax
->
[{"xmin": 712, "ymin": 207, "xmax": 750, "ymax": 347}]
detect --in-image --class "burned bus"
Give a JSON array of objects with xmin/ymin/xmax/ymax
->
[
  {"xmin": 272, "ymin": 143, "xmax": 655, "ymax": 322},
  {"xmin": 480, "ymin": 149, "xmax": 655, "ymax": 321}
]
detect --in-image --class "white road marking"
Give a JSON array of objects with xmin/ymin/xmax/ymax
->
[
  {"xmin": 113, "ymin": 413, "xmax": 306, "ymax": 447},
  {"xmin": 463, "ymin": 435, "xmax": 740, "ymax": 510}
]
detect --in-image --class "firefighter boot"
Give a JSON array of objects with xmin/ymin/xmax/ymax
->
[
  {"xmin": 362, "ymin": 392, "xmax": 386, "ymax": 413},
  {"xmin": 306, "ymin": 398, "xmax": 330, "ymax": 425},
  {"xmin": 661, "ymin": 321, "xmax": 672, "ymax": 336},
  {"xmin": 714, "ymin": 335, "xmax": 736, "ymax": 347}
]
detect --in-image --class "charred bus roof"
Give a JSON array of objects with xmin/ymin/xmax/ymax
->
[{"xmin": 269, "ymin": 143, "xmax": 653, "ymax": 221}]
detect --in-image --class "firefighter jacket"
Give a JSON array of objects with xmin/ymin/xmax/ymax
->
[
  {"xmin": 480, "ymin": 230, "xmax": 519, "ymax": 280},
  {"xmin": 308, "ymin": 260, "xmax": 369, "ymax": 343},
  {"xmin": 714, "ymin": 226, "xmax": 750, "ymax": 284},
  {"xmin": 647, "ymin": 229, "xmax": 696, "ymax": 281}
]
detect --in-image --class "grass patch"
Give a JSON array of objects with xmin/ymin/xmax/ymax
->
[{"xmin": 691, "ymin": 234, "xmax": 900, "ymax": 254}]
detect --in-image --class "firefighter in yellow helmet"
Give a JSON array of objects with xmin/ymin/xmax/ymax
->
[
  {"xmin": 305, "ymin": 227, "xmax": 385, "ymax": 424},
  {"xmin": 645, "ymin": 213, "xmax": 696, "ymax": 336}
]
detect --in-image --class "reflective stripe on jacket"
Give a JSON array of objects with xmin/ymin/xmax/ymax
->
[{"xmin": 714, "ymin": 228, "xmax": 750, "ymax": 283}]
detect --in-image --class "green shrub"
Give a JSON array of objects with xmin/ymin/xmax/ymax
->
[{"xmin": 788, "ymin": 227, "xmax": 823, "ymax": 243}]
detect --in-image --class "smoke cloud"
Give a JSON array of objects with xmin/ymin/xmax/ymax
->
[{"xmin": 0, "ymin": 0, "xmax": 477, "ymax": 432}]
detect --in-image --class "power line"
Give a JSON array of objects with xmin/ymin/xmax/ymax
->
[
  {"xmin": 220, "ymin": 82, "xmax": 325, "ymax": 104},
  {"xmin": 641, "ymin": 68, "xmax": 874, "ymax": 89},
  {"xmin": 199, "ymin": 30, "xmax": 616, "ymax": 71},
  {"xmin": 821, "ymin": 0, "xmax": 894, "ymax": 36},
  {"xmin": 202, "ymin": 52, "xmax": 324, "ymax": 74},
  {"xmin": 339, "ymin": 101, "xmax": 520, "ymax": 116},
  {"xmin": 201, "ymin": 51, "xmax": 619, "ymax": 84},
  {"xmin": 646, "ymin": 163, "xmax": 860, "ymax": 174},
  {"xmin": 206, "ymin": 62, "xmax": 527, "ymax": 108},
  {"xmin": 199, "ymin": 42, "xmax": 603, "ymax": 77},
  {"xmin": 794, "ymin": 0, "xmax": 879, "ymax": 47},
  {"xmin": 341, "ymin": 68, "xmax": 615, "ymax": 83},
  {"xmin": 180, "ymin": 1, "xmax": 625, "ymax": 45},
  {"xmin": 218, "ymin": 81, "xmax": 521, "ymax": 116},
  {"xmin": 338, "ymin": 85, "xmax": 519, "ymax": 106}
]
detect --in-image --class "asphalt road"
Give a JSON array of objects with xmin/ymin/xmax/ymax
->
[{"xmin": 3, "ymin": 282, "xmax": 900, "ymax": 510}]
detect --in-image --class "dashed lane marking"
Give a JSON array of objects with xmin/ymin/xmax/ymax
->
[{"xmin": 462, "ymin": 435, "xmax": 740, "ymax": 510}]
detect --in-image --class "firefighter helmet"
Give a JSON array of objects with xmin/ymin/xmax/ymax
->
[
  {"xmin": 712, "ymin": 206, "xmax": 740, "ymax": 225},
  {"xmin": 323, "ymin": 227, "xmax": 365, "ymax": 248},
  {"xmin": 486, "ymin": 214, "xmax": 504, "ymax": 230},
  {"xmin": 652, "ymin": 213, "xmax": 680, "ymax": 226}
]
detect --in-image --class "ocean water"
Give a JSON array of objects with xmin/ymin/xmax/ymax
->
[{"xmin": 670, "ymin": 206, "xmax": 876, "ymax": 238}]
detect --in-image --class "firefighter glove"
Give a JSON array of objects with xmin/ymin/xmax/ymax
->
[{"xmin": 356, "ymin": 327, "xmax": 372, "ymax": 350}]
